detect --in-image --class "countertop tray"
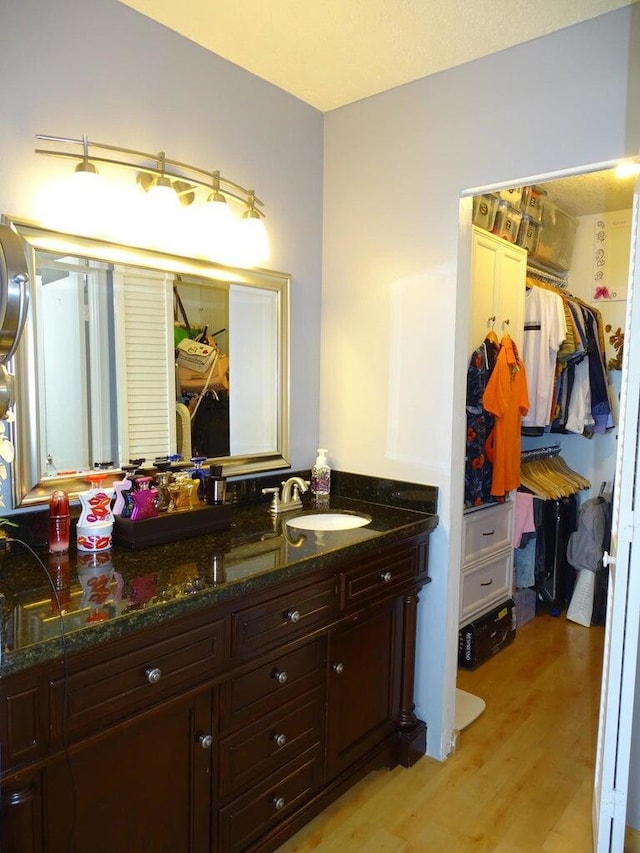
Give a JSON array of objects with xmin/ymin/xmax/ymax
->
[{"xmin": 114, "ymin": 503, "xmax": 232, "ymax": 549}]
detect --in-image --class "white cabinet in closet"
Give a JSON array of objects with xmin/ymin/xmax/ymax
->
[
  {"xmin": 468, "ymin": 226, "xmax": 527, "ymax": 354},
  {"xmin": 460, "ymin": 501, "xmax": 514, "ymax": 625}
]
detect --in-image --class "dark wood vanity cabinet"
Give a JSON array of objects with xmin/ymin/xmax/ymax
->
[
  {"xmin": 0, "ymin": 533, "xmax": 430, "ymax": 852},
  {"xmin": 44, "ymin": 688, "xmax": 214, "ymax": 853}
]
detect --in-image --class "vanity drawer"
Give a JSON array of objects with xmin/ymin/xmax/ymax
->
[
  {"xmin": 51, "ymin": 616, "xmax": 226, "ymax": 739},
  {"xmin": 339, "ymin": 544, "xmax": 419, "ymax": 610},
  {"xmin": 462, "ymin": 502, "xmax": 514, "ymax": 567},
  {"xmin": 231, "ymin": 578, "xmax": 334, "ymax": 658},
  {"xmin": 460, "ymin": 550, "xmax": 512, "ymax": 624},
  {"xmin": 218, "ymin": 746, "xmax": 323, "ymax": 853},
  {"xmin": 219, "ymin": 687, "xmax": 323, "ymax": 798},
  {"xmin": 220, "ymin": 639, "xmax": 324, "ymax": 731}
]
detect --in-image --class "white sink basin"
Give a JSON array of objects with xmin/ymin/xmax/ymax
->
[{"xmin": 286, "ymin": 512, "xmax": 372, "ymax": 531}]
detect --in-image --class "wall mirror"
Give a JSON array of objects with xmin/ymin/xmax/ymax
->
[{"xmin": 4, "ymin": 217, "xmax": 290, "ymax": 507}]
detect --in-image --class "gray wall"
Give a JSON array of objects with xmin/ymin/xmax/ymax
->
[{"xmin": 0, "ymin": 0, "xmax": 324, "ymax": 481}]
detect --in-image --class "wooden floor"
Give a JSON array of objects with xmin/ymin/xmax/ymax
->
[{"xmin": 277, "ymin": 612, "xmax": 605, "ymax": 852}]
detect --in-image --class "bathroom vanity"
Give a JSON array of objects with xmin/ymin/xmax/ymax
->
[{"xmin": 0, "ymin": 488, "xmax": 437, "ymax": 852}]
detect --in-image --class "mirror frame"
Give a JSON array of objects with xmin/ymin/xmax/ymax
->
[{"xmin": 4, "ymin": 216, "xmax": 291, "ymax": 508}]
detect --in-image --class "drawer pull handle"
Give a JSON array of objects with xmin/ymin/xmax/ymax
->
[
  {"xmin": 198, "ymin": 733, "xmax": 213, "ymax": 749},
  {"xmin": 145, "ymin": 667, "xmax": 162, "ymax": 684},
  {"xmin": 272, "ymin": 796, "xmax": 286, "ymax": 811},
  {"xmin": 482, "ymin": 529, "xmax": 495, "ymax": 536},
  {"xmin": 332, "ymin": 662, "xmax": 344, "ymax": 675},
  {"xmin": 480, "ymin": 579, "xmax": 493, "ymax": 587},
  {"xmin": 286, "ymin": 609, "xmax": 301, "ymax": 623},
  {"xmin": 381, "ymin": 571, "xmax": 392, "ymax": 583},
  {"xmin": 272, "ymin": 732, "xmax": 287, "ymax": 748},
  {"xmin": 273, "ymin": 670, "xmax": 289, "ymax": 685}
]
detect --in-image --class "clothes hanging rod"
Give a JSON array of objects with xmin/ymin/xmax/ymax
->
[
  {"xmin": 526, "ymin": 263, "xmax": 568, "ymax": 288},
  {"xmin": 521, "ymin": 444, "xmax": 562, "ymax": 462}
]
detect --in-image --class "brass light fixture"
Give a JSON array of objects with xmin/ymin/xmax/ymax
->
[{"xmin": 34, "ymin": 134, "xmax": 269, "ymax": 265}]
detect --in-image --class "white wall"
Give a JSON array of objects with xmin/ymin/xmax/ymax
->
[
  {"xmin": 322, "ymin": 7, "xmax": 640, "ymax": 759},
  {"xmin": 0, "ymin": 0, "xmax": 324, "ymax": 479}
]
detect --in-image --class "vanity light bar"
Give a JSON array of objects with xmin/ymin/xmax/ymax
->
[{"xmin": 34, "ymin": 134, "xmax": 266, "ymax": 217}]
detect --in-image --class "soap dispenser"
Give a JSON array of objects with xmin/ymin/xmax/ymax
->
[{"xmin": 311, "ymin": 448, "xmax": 331, "ymax": 497}]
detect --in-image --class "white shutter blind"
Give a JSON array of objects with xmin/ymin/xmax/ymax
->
[{"xmin": 113, "ymin": 268, "xmax": 175, "ymax": 462}]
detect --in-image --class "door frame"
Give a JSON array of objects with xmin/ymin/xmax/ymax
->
[{"xmin": 453, "ymin": 157, "xmax": 639, "ymax": 846}]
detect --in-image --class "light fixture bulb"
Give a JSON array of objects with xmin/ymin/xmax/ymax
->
[
  {"xmin": 240, "ymin": 208, "xmax": 270, "ymax": 266},
  {"xmin": 36, "ymin": 159, "xmax": 108, "ymax": 237},
  {"xmin": 197, "ymin": 191, "xmax": 235, "ymax": 262},
  {"xmin": 614, "ymin": 161, "xmax": 640, "ymax": 179},
  {"xmin": 146, "ymin": 176, "xmax": 180, "ymax": 211}
]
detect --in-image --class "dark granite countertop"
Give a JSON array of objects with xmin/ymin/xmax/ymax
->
[{"xmin": 0, "ymin": 487, "xmax": 438, "ymax": 678}]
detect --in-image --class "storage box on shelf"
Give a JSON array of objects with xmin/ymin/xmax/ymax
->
[
  {"xmin": 492, "ymin": 200, "xmax": 522, "ymax": 244},
  {"xmin": 472, "ymin": 193, "xmax": 499, "ymax": 231},
  {"xmin": 521, "ymin": 185, "xmax": 547, "ymax": 223},
  {"xmin": 516, "ymin": 214, "xmax": 543, "ymax": 253},
  {"xmin": 530, "ymin": 200, "xmax": 578, "ymax": 272},
  {"xmin": 497, "ymin": 187, "xmax": 524, "ymax": 209}
]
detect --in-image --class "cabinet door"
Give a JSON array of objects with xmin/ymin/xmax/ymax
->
[
  {"xmin": 469, "ymin": 227, "xmax": 526, "ymax": 353},
  {"xmin": 495, "ymin": 241, "xmax": 526, "ymax": 350},
  {"xmin": 326, "ymin": 600, "xmax": 402, "ymax": 780},
  {"xmin": 42, "ymin": 689, "xmax": 213, "ymax": 853}
]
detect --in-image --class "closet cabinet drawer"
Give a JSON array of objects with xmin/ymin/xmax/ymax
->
[
  {"xmin": 462, "ymin": 502, "xmax": 514, "ymax": 567},
  {"xmin": 460, "ymin": 550, "xmax": 512, "ymax": 624}
]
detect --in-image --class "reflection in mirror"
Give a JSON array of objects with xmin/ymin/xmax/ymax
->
[{"xmin": 6, "ymin": 218, "xmax": 290, "ymax": 507}]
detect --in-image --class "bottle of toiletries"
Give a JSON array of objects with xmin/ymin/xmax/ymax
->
[
  {"xmin": 311, "ymin": 448, "xmax": 331, "ymax": 496},
  {"xmin": 112, "ymin": 469, "xmax": 134, "ymax": 516},
  {"xmin": 48, "ymin": 489, "xmax": 70, "ymax": 553},
  {"xmin": 130, "ymin": 476, "xmax": 159, "ymax": 520},
  {"xmin": 206, "ymin": 465, "xmax": 226, "ymax": 505}
]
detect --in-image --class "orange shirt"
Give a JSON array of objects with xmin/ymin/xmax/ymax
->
[{"xmin": 483, "ymin": 335, "xmax": 529, "ymax": 497}]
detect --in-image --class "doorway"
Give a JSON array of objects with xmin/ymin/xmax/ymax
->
[{"xmin": 455, "ymin": 161, "xmax": 636, "ymax": 839}]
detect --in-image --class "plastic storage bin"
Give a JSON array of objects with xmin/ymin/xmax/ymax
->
[
  {"xmin": 531, "ymin": 201, "xmax": 578, "ymax": 271},
  {"xmin": 472, "ymin": 193, "xmax": 499, "ymax": 231},
  {"xmin": 516, "ymin": 214, "xmax": 542, "ymax": 253},
  {"xmin": 521, "ymin": 185, "xmax": 547, "ymax": 223},
  {"xmin": 497, "ymin": 186, "xmax": 523, "ymax": 208},
  {"xmin": 492, "ymin": 200, "xmax": 522, "ymax": 244}
]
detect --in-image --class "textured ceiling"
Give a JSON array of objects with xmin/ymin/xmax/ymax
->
[
  {"xmin": 117, "ymin": 0, "xmax": 638, "ymax": 214},
  {"xmin": 541, "ymin": 170, "xmax": 635, "ymax": 217},
  {"xmin": 117, "ymin": 0, "xmax": 637, "ymax": 111}
]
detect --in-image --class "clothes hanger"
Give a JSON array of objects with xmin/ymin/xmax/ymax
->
[{"xmin": 486, "ymin": 315, "xmax": 499, "ymax": 345}]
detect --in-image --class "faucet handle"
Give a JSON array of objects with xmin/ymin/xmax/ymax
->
[{"xmin": 262, "ymin": 486, "xmax": 280, "ymax": 513}]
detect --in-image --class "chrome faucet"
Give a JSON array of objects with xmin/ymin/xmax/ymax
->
[{"xmin": 262, "ymin": 476, "xmax": 310, "ymax": 515}]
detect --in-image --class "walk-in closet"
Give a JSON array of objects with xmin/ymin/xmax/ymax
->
[{"xmin": 457, "ymin": 165, "xmax": 634, "ymax": 731}]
